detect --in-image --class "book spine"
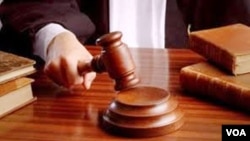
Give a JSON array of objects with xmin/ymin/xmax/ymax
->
[
  {"xmin": 189, "ymin": 35, "xmax": 236, "ymax": 75},
  {"xmin": 179, "ymin": 67, "xmax": 250, "ymax": 112}
]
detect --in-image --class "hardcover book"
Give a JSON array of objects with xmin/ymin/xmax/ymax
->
[
  {"xmin": 0, "ymin": 51, "xmax": 36, "ymax": 84},
  {"xmin": 189, "ymin": 23, "xmax": 250, "ymax": 75},
  {"xmin": 0, "ymin": 77, "xmax": 36, "ymax": 118},
  {"xmin": 180, "ymin": 62, "xmax": 250, "ymax": 112}
]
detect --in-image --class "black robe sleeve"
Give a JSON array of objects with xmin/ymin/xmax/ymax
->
[{"xmin": 0, "ymin": 0, "xmax": 95, "ymax": 56}]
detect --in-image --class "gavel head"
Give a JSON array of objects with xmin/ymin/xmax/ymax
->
[{"xmin": 91, "ymin": 31, "xmax": 140, "ymax": 91}]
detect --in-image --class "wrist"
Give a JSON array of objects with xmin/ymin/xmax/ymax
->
[{"xmin": 33, "ymin": 23, "xmax": 71, "ymax": 61}]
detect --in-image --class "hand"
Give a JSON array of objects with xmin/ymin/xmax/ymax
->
[{"xmin": 44, "ymin": 31, "xmax": 96, "ymax": 89}]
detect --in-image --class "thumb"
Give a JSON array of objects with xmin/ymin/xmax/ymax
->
[{"xmin": 83, "ymin": 72, "xmax": 96, "ymax": 89}]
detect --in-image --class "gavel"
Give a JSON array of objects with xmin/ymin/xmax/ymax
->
[
  {"xmin": 79, "ymin": 31, "xmax": 140, "ymax": 91},
  {"xmin": 80, "ymin": 31, "xmax": 184, "ymax": 138}
]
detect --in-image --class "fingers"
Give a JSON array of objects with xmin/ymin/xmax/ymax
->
[
  {"xmin": 77, "ymin": 60, "xmax": 97, "ymax": 89},
  {"xmin": 61, "ymin": 57, "xmax": 83, "ymax": 88},
  {"xmin": 61, "ymin": 57, "xmax": 97, "ymax": 89},
  {"xmin": 44, "ymin": 31, "xmax": 97, "ymax": 89},
  {"xmin": 83, "ymin": 71, "xmax": 96, "ymax": 89},
  {"xmin": 44, "ymin": 57, "xmax": 96, "ymax": 89},
  {"xmin": 43, "ymin": 59, "xmax": 62, "ymax": 84}
]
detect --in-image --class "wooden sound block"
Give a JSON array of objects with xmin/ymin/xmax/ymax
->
[{"xmin": 100, "ymin": 86, "xmax": 184, "ymax": 138}]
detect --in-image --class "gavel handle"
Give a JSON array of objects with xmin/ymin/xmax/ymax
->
[{"xmin": 77, "ymin": 55, "xmax": 106, "ymax": 75}]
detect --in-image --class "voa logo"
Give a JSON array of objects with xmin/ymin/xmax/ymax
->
[{"xmin": 226, "ymin": 129, "xmax": 247, "ymax": 136}]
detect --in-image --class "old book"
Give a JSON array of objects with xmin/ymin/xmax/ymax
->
[
  {"xmin": 0, "ymin": 51, "xmax": 36, "ymax": 84},
  {"xmin": 189, "ymin": 23, "xmax": 250, "ymax": 75},
  {"xmin": 0, "ymin": 77, "xmax": 36, "ymax": 118},
  {"xmin": 180, "ymin": 62, "xmax": 250, "ymax": 112}
]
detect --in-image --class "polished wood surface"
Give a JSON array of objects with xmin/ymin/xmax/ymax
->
[{"xmin": 0, "ymin": 47, "xmax": 249, "ymax": 141}]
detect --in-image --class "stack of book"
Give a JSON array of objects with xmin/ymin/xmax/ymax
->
[
  {"xmin": 0, "ymin": 51, "xmax": 36, "ymax": 118},
  {"xmin": 180, "ymin": 23, "xmax": 250, "ymax": 112}
]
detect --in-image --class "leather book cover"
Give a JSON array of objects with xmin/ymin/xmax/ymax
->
[
  {"xmin": 189, "ymin": 23, "xmax": 250, "ymax": 75},
  {"xmin": 180, "ymin": 62, "xmax": 250, "ymax": 112},
  {"xmin": 0, "ymin": 51, "xmax": 36, "ymax": 84}
]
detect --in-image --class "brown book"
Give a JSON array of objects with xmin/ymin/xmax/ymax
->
[
  {"xmin": 189, "ymin": 23, "xmax": 250, "ymax": 75},
  {"xmin": 0, "ymin": 51, "xmax": 36, "ymax": 84},
  {"xmin": 180, "ymin": 62, "xmax": 250, "ymax": 112},
  {"xmin": 0, "ymin": 77, "xmax": 36, "ymax": 118}
]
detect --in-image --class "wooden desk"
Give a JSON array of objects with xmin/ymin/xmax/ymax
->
[{"xmin": 0, "ymin": 47, "xmax": 249, "ymax": 141}]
